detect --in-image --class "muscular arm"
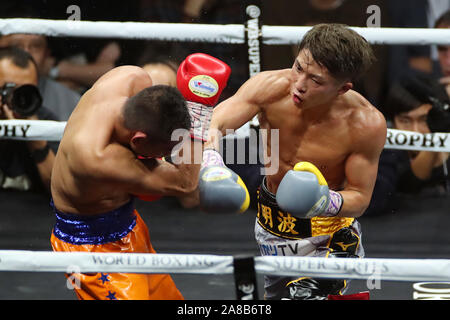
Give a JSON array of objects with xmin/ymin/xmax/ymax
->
[
  {"xmin": 205, "ymin": 71, "xmax": 283, "ymax": 150},
  {"xmin": 86, "ymin": 139, "xmax": 200, "ymax": 197},
  {"xmin": 338, "ymin": 112, "xmax": 387, "ymax": 218}
]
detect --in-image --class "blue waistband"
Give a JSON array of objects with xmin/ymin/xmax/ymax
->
[{"xmin": 51, "ymin": 199, "xmax": 136, "ymax": 245}]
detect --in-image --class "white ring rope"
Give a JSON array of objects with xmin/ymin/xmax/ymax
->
[
  {"xmin": 1, "ymin": 250, "xmax": 450, "ymax": 282},
  {"xmin": 262, "ymin": 25, "xmax": 450, "ymax": 46},
  {"xmin": 1, "ymin": 18, "xmax": 450, "ymax": 45},
  {"xmin": 255, "ymin": 256, "xmax": 450, "ymax": 282},
  {"xmin": 0, "ymin": 251, "xmax": 234, "ymax": 275},
  {"xmin": 0, "ymin": 120, "xmax": 449, "ymax": 152},
  {"xmin": 1, "ymin": 18, "xmax": 449, "ymax": 152},
  {"xmin": 0, "ymin": 120, "xmax": 66, "ymax": 142},
  {"xmin": 0, "ymin": 19, "xmax": 245, "ymax": 44}
]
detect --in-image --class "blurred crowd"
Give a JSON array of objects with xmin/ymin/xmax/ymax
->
[{"xmin": 0, "ymin": 0, "xmax": 449, "ymax": 217}]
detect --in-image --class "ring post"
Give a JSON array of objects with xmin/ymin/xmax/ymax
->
[
  {"xmin": 244, "ymin": 0, "xmax": 263, "ymax": 78},
  {"xmin": 244, "ymin": 0, "xmax": 263, "ymax": 128}
]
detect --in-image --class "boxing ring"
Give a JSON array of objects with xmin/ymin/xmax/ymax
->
[{"xmin": 1, "ymin": 4, "xmax": 450, "ymax": 301}]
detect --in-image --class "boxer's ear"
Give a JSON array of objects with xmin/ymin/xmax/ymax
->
[
  {"xmin": 130, "ymin": 131, "xmax": 148, "ymax": 147},
  {"xmin": 338, "ymin": 82, "xmax": 353, "ymax": 95}
]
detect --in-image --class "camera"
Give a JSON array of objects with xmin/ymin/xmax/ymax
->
[
  {"xmin": 0, "ymin": 82, "xmax": 42, "ymax": 117},
  {"xmin": 427, "ymin": 96, "xmax": 450, "ymax": 133}
]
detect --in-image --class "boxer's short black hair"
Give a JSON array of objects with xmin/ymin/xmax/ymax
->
[
  {"xmin": 122, "ymin": 85, "xmax": 190, "ymax": 142},
  {"xmin": 298, "ymin": 23, "xmax": 375, "ymax": 82}
]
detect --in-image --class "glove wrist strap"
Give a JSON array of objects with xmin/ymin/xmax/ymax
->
[
  {"xmin": 202, "ymin": 148, "xmax": 224, "ymax": 169},
  {"xmin": 323, "ymin": 190, "xmax": 343, "ymax": 217},
  {"xmin": 187, "ymin": 101, "xmax": 213, "ymax": 141}
]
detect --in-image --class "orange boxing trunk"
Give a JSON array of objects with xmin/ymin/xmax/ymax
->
[{"xmin": 50, "ymin": 199, "xmax": 183, "ymax": 300}]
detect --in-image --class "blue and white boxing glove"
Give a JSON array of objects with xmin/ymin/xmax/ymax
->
[
  {"xmin": 276, "ymin": 162, "xmax": 343, "ymax": 218},
  {"xmin": 198, "ymin": 149, "xmax": 250, "ymax": 214}
]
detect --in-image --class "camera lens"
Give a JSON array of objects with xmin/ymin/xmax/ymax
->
[{"xmin": 10, "ymin": 84, "xmax": 42, "ymax": 117}]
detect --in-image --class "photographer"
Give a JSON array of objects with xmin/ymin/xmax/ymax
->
[
  {"xmin": 0, "ymin": 32, "xmax": 81, "ymax": 121},
  {"xmin": 365, "ymin": 74, "xmax": 450, "ymax": 216},
  {"xmin": 0, "ymin": 47, "xmax": 58, "ymax": 193}
]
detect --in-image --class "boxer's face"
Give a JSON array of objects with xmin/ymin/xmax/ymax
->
[
  {"xmin": 291, "ymin": 49, "xmax": 351, "ymax": 109},
  {"xmin": 393, "ymin": 103, "xmax": 432, "ymax": 134}
]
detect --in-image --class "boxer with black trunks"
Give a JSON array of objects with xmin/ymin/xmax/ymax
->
[
  {"xmin": 50, "ymin": 54, "xmax": 233, "ymax": 300},
  {"xmin": 204, "ymin": 24, "xmax": 387, "ymax": 300}
]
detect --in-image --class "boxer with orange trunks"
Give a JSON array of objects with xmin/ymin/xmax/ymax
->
[{"xmin": 50, "ymin": 54, "xmax": 232, "ymax": 300}]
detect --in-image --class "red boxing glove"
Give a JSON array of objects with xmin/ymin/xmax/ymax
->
[{"xmin": 177, "ymin": 53, "xmax": 231, "ymax": 141}]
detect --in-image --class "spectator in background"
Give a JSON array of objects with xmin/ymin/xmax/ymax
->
[
  {"xmin": 427, "ymin": 1, "xmax": 450, "ymax": 78},
  {"xmin": 427, "ymin": 0, "xmax": 450, "ymax": 28},
  {"xmin": 365, "ymin": 75, "xmax": 449, "ymax": 216},
  {"xmin": 140, "ymin": 57, "xmax": 178, "ymax": 87},
  {"xmin": 46, "ymin": 40, "xmax": 122, "ymax": 94},
  {"xmin": 1, "ymin": 2, "xmax": 125, "ymax": 96},
  {"xmin": 0, "ymin": 4, "xmax": 81, "ymax": 120},
  {"xmin": 386, "ymin": 1, "xmax": 433, "ymax": 88},
  {"xmin": 434, "ymin": 9, "xmax": 450, "ymax": 99},
  {"xmin": 182, "ymin": 0, "xmax": 208, "ymax": 22},
  {"xmin": 0, "ymin": 47, "xmax": 58, "ymax": 193},
  {"xmin": 137, "ymin": 0, "xmax": 188, "ymax": 68},
  {"xmin": 0, "ymin": 33, "xmax": 81, "ymax": 121}
]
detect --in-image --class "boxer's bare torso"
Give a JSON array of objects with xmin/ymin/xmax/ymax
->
[
  {"xmin": 51, "ymin": 66, "xmax": 196, "ymax": 215},
  {"xmin": 258, "ymin": 69, "xmax": 383, "ymax": 192},
  {"xmin": 209, "ymin": 50, "xmax": 387, "ymax": 217}
]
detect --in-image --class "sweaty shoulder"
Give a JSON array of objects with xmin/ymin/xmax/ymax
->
[
  {"xmin": 239, "ymin": 69, "xmax": 291, "ymax": 106},
  {"xmin": 345, "ymin": 90, "xmax": 387, "ymax": 149}
]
